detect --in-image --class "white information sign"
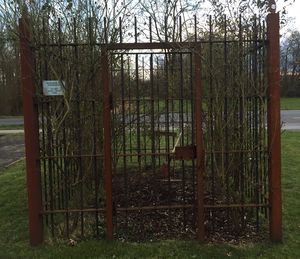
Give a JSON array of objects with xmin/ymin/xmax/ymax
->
[{"xmin": 43, "ymin": 80, "xmax": 65, "ymax": 96}]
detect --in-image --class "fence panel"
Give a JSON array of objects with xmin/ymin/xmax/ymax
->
[{"xmin": 20, "ymin": 12, "xmax": 281, "ymax": 244}]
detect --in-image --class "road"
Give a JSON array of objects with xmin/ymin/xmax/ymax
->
[
  {"xmin": 0, "ymin": 134, "xmax": 24, "ymax": 170},
  {"xmin": 1, "ymin": 110, "xmax": 300, "ymax": 130},
  {"xmin": 0, "ymin": 117, "xmax": 23, "ymax": 126},
  {"xmin": 0, "ymin": 110, "xmax": 299, "ymax": 169},
  {"xmin": 281, "ymin": 110, "xmax": 300, "ymax": 130}
]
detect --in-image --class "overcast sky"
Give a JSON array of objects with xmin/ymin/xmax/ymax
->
[{"xmin": 278, "ymin": 0, "xmax": 300, "ymax": 30}]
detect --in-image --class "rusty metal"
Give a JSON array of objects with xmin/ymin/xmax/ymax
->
[
  {"xmin": 266, "ymin": 12, "xmax": 282, "ymax": 242},
  {"xmin": 194, "ymin": 44, "xmax": 205, "ymax": 241},
  {"xmin": 19, "ymin": 14, "xmax": 43, "ymax": 246},
  {"xmin": 20, "ymin": 12, "xmax": 279, "ymax": 244},
  {"xmin": 101, "ymin": 47, "xmax": 114, "ymax": 240},
  {"xmin": 174, "ymin": 146, "xmax": 196, "ymax": 160},
  {"xmin": 36, "ymin": 39, "xmax": 265, "ymax": 49},
  {"xmin": 42, "ymin": 203, "xmax": 269, "ymax": 215}
]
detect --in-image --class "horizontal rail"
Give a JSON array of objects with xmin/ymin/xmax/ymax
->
[
  {"xmin": 34, "ymin": 39, "xmax": 267, "ymax": 50},
  {"xmin": 39, "ymin": 154, "xmax": 104, "ymax": 159},
  {"xmin": 40, "ymin": 203, "xmax": 269, "ymax": 215},
  {"xmin": 39, "ymin": 149, "xmax": 267, "ymax": 160}
]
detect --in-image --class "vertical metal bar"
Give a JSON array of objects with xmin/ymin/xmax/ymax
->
[
  {"xmin": 39, "ymin": 18, "xmax": 48, "ymax": 228},
  {"xmin": 92, "ymin": 101, "xmax": 99, "ymax": 236},
  {"xmin": 136, "ymin": 54, "xmax": 141, "ymax": 171},
  {"xmin": 262, "ymin": 20, "xmax": 269, "ymax": 219},
  {"xmin": 194, "ymin": 15, "xmax": 197, "ymax": 42},
  {"xmin": 258, "ymin": 19, "xmax": 264, "ymax": 217},
  {"xmin": 253, "ymin": 16, "xmax": 260, "ymax": 231},
  {"xmin": 192, "ymin": 18, "xmax": 197, "ymax": 212},
  {"xmin": 179, "ymin": 16, "xmax": 186, "ymax": 228},
  {"xmin": 57, "ymin": 18, "xmax": 63, "ymax": 212},
  {"xmin": 142, "ymin": 57, "xmax": 147, "ymax": 166},
  {"xmin": 194, "ymin": 44, "xmax": 205, "ymax": 241},
  {"xmin": 150, "ymin": 53, "xmax": 155, "ymax": 176},
  {"xmin": 89, "ymin": 17, "xmax": 99, "ymax": 237},
  {"xmin": 165, "ymin": 16, "xmax": 168, "ymax": 42},
  {"xmin": 134, "ymin": 16, "xmax": 138, "ymax": 43},
  {"xmin": 208, "ymin": 15, "xmax": 215, "ymax": 232},
  {"xmin": 238, "ymin": 15, "xmax": 246, "ymax": 229},
  {"xmin": 19, "ymin": 15, "xmax": 43, "ymax": 246},
  {"xmin": 46, "ymin": 100, "xmax": 54, "ymax": 235},
  {"xmin": 156, "ymin": 56, "xmax": 161, "ymax": 166},
  {"xmin": 101, "ymin": 47, "xmax": 114, "ymax": 240},
  {"xmin": 42, "ymin": 17, "xmax": 55, "ymax": 236},
  {"xmin": 73, "ymin": 17, "xmax": 84, "ymax": 237},
  {"xmin": 164, "ymin": 52, "xmax": 171, "ymax": 215},
  {"xmin": 150, "ymin": 17, "xmax": 155, "ymax": 176},
  {"xmin": 149, "ymin": 17, "xmax": 152, "ymax": 43},
  {"xmin": 119, "ymin": 17, "xmax": 128, "ymax": 227},
  {"xmin": 189, "ymin": 52, "xmax": 196, "ymax": 227},
  {"xmin": 127, "ymin": 57, "xmax": 133, "ymax": 162},
  {"xmin": 266, "ymin": 11, "xmax": 282, "ymax": 242},
  {"xmin": 223, "ymin": 15, "xmax": 229, "ymax": 211}
]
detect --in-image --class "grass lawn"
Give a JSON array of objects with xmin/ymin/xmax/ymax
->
[
  {"xmin": 0, "ymin": 132, "xmax": 299, "ymax": 258},
  {"xmin": 0, "ymin": 115, "xmax": 23, "ymax": 119},
  {"xmin": 281, "ymin": 98, "xmax": 300, "ymax": 110},
  {"xmin": 0, "ymin": 124, "xmax": 24, "ymax": 130}
]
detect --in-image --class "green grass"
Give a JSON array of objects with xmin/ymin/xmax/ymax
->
[
  {"xmin": 0, "ymin": 124, "xmax": 24, "ymax": 130},
  {"xmin": 0, "ymin": 132, "xmax": 300, "ymax": 258},
  {"xmin": 0, "ymin": 115, "xmax": 22, "ymax": 119},
  {"xmin": 281, "ymin": 98, "xmax": 300, "ymax": 110}
]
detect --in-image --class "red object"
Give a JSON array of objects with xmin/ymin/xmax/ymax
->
[
  {"xmin": 101, "ymin": 47, "xmax": 114, "ymax": 240},
  {"xmin": 19, "ymin": 14, "xmax": 44, "ymax": 245},
  {"xmin": 267, "ymin": 12, "xmax": 282, "ymax": 242},
  {"xmin": 160, "ymin": 163, "xmax": 170, "ymax": 178}
]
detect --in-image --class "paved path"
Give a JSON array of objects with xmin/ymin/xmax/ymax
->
[
  {"xmin": 0, "ymin": 134, "xmax": 24, "ymax": 170},
  {"xmin": 281, "ymin": 110, "xmax": 300, "ymax": 130},
  {"xmin": 0, "ymin": 130, "xmax": 25, "ymax": 134},
  {"xmin": 1, "ymin": 111, "xmax": 299, "ymax": 129},
  {"xmin": 0, "ymin": 117, "xmax": 23, "ymax": 126},
  {"xmin": 0, "ymin": 110, "xmax": 299, "ymax": 169}
]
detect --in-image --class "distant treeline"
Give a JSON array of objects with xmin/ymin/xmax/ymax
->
[{"xmin": 0, "ymin": 36, "xmax": 22, "ymax": 115}]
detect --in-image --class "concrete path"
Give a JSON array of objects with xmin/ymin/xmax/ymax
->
[
  {"xmin": 281, "ymin": 110, "xmax": 300, "ymax": 130},
  {"xmin": 0, "ymin": 117, "xmax": 23, "ymax": 126},
  {"xmin": 0, "ymin": 129, "xmax": 24, "ymax": 134},
  {"xmin": 0, "ymin": 134, "xmax": 24, "ymax": 170},
  {"xmin": 0, "ymin": 110, "xmax": 299, "ymax": 169},
  {"xmin": 1, "ymin": 111, "xmax": 300, "ymax": 129}
]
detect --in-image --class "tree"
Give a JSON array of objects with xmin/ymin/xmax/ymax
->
[{"xmin": 281, "ymin": 30, "xmax": 300, "ymax": 96}]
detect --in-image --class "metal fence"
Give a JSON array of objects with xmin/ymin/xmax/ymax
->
[{"xmin": 19, "ymin": 9, "xmax": 282, "ymax": 246}]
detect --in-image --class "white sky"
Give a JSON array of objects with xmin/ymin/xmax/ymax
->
[{"xmin": 278, "ymin": 0, "xmax": 300, "ymax": 31}]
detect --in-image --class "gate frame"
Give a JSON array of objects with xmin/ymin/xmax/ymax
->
[
  {"xmin": 266, "ymin": 10, "xmax": 282, "ymax": 242},
  {"xmin": 19, "ymin": 13, "xmax": 44, "ymax": 246},
  {"xmin": 19, "ymin": 10, "xmax": 282, "ymax": 246},
  {"xmin": 100, "ymin": 43, "xmax": 205, "ymax": 241}
]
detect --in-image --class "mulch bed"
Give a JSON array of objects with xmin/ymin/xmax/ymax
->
[{"xmin": 112, "ymin": 169, "xmax": 266, "ymax": 243}]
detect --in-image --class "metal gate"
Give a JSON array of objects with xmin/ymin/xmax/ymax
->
[
  {"xmin": 102, "ymin": 44, "xmax": 204, "ymax": 240},
  {"xmin": 19, "ymin": 9, "xmax": 282, "ymax": 246}
]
